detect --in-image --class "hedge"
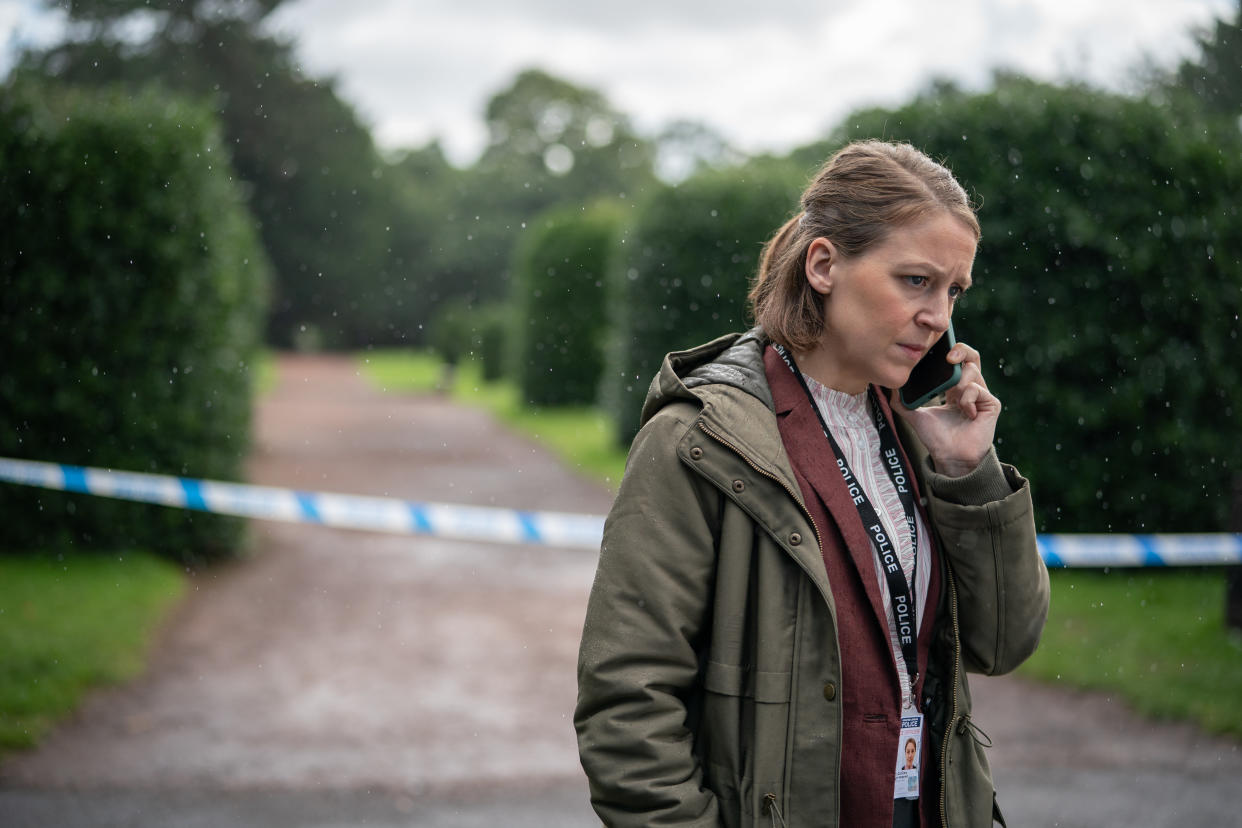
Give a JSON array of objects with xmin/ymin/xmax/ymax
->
[
  {"xmin": 475, "ymin": 304, "xmax": 510, "ymax": 383},
  {"xmin": 427, "ymin": 298, "xmax": 509, "ymax": 383},
  {"xmin": 603, "ymin": 162, "xmax": 804, "ymax": 442},
  {"xmin": 512, "ymin": 202, "xmax": 623, "ymax": 406},
  {"xmin": 798, "ymin": 76, "xmax": 1242, "ymax": 533},
  {"xmin": 0, "ymin": 82, "xmax": 270, "ymax": 564}
]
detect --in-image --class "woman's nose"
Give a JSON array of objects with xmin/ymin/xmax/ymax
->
[{"xmin": 918, "ymin": 297, "xmax": 952, "ymax": 332}]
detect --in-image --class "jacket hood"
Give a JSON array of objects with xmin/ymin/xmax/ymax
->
[{"xmin": 640, "ymin": 327, "xmax": 774, "ymax": 427}]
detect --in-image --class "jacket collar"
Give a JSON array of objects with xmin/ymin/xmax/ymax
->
[
  {"xmin": 644, "ymin": 328, "xmax": 803, "ymax": 499},
  {"xmin": 641, "ymin": 327, "xmax": 774, "ymax": 428}
]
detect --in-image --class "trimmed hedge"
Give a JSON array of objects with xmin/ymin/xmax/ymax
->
[
  {"xmin": 603, "ymin": 162, "xmax": 804, "ymax": 442},
  {"xmin": 798, "ymin": 76, "xmax": 1242, "ymax": 533},
  {"xmin": 512, "ymin": 202, "xmax": 623, "ymax": 406},
  {"xmin": 0, "ymin": 83, "xmax": 270, "ymax": 564},
  {"xmin": 427, "ymin": 298, "xmax": 510, "ymax": 383},
  {"xmin": 474, "ymin": 304, "xmax": 510, "ymax": 383},
  {"xmin": 427, "ymin": 296, "xmax": 474, "ymax": 367}
]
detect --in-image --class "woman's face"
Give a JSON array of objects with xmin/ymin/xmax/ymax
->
[
  {"xmin": 805, "ymin": 211, "xmax": 977, "ymax": 393},
  {"xmin": 905, "ymin": 739, "xmax": 917, "ymax": 767}
]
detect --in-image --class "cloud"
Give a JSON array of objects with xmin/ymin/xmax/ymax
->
[
  {"xmin": 4, "ymin": 0, "xmax": 1228, "ymax": 166},
  {"xmin": 0, "ymin": 0, "xmax": 67, "ymax": 75},
  {"xmin": 167, "ymin": 1, "xmax": 1242, "ymax": 163}
]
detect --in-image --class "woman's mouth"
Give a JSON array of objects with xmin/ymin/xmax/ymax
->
[{"xmin": 897, "ymin": 343, "xmax": 925, "ymax": 360}]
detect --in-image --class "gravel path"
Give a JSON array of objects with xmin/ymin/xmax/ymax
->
[{"xmin": 0, "ymin": 354, "xmax": 1236, "ymax": 827}]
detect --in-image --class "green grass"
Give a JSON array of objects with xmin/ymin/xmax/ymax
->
[
  {"xmin": 1018, "ymin": 568, "xmax": 1242, "ymax": 738},
  {"xmin": 252, "ymin": 349, "xmax": 279, "ymax": 396},
  {"xmin": 358, "ymin": 348, "xmax": 446, "ymax": 395},
  {"xmin": 358, "ymin": 350, "xmax": 628, "ymax": 488},
  {"xmin": 0, "ymin": 551, "xmax": 186, "ymax": 755}
]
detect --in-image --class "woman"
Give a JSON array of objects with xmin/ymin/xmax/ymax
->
[{"xmin": 575, "ymin": 140, "xmax": 1049, "ymax": 828}]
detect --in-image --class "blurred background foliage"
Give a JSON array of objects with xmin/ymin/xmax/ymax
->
[
  {"xmin": 512, "ymin": 200, "xmax": 626, "ymax": 407},
  {"xmin": 601, "ymin": 161, "xmax": 807, "ymax": 443},
  {"xmin": 0, "ymin": 81, "xmax": 269, "ymax": 563},
  {"xmin": 2, "ymin": 0, "xmax": 1241, "ymax": 561},
  {"xmin": 799, "ymin": 74, "xmax": 1242, "ymax": 533}
]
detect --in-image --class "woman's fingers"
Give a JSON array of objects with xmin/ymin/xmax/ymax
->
[
  {"xmin": 945, "ymin": 342, "xmax": 988, "ymax": 411},
  {"xmin": 949, "ymin": 342, "xmax": 981, "ymax": 367},
  {"xmin": 956, "ymin": 380, "xmax": 1002, "ymax": 421},
  {"xmin": 944, "ymin": 342, "xmax": 999, "ymax": 421},
  {"xmin": 956, "ymin": 380, "xmax": 983, "ymax": 419}
]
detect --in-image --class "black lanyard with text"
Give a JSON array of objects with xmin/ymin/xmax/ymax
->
[{"xmin": 773, "ymin": 344, "xmax": 922, "ymax": 703}]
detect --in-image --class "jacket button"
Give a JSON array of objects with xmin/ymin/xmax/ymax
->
[
  {"xmin": 823, "ymin": 682, "xmax": 837, "ymax": 701},
  {"xmin": 789, "ymin": 532, "xmax": 802, "ymax": 545},
  {"xmin": 689, "ymin": 447, "xmax": 703, "ymax": 460},
  {"xmin": 732, "ymin": 480, "xmax": 745, "ymax": 493}
]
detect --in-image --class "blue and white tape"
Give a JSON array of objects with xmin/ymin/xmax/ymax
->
[
  {"xmin": 0, "ymin": 456, "xmax": 605, "ymax": 551},
  {"xmin": 2, "ymin": 455, "xmax": 1240, "ymax": 565},
  {"xmin": 1036, "ymin": 533, "xmax": 1242, "ymax": 568}
]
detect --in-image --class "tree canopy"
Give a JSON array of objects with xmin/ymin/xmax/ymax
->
[
  {"xmin": 18, "ymin": 0, "xmax": 423, "ymax": 347},
  {"xmin": 1168, "ymin": 0, "xmax": 1242, "ymax": 117},
  {"xmin": 439, "ymin": 69, "xmax": 657, "ymax": 306}
]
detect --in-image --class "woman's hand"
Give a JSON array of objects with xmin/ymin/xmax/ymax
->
[{"xmin": 890, "ymin": 342, "xmax": 999, "ymax": 477}]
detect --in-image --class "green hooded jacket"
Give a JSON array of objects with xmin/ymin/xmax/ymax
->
[{"xmin": 575, "ymin": 329, "xmax": 1050, "ymax": 827}]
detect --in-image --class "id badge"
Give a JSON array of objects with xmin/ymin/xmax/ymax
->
[{"xmin": 893, "ymin": 712, "xmax": 923, "ymax": 800}]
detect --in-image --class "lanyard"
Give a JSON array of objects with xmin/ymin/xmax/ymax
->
[{"xmin": 772, "ymin": 344, "xmax": 922, "ymax": 705}]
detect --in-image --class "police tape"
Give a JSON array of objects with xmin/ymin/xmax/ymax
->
[
  {"xmin": 0, "ymin": 456, "xmax": 605, "ymax": 551},
  {"xmin": 2, "ymin": 455, "xmax": 1241, "ymax": 566},
  {"xmin": 1036, "ymin": 533, "xmax": 1242, "ymax": 568}
]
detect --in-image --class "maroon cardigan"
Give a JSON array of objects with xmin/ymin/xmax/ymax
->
[{"xmin": 765, "ymin": 346, "xmax": 942, "ymax": 828}]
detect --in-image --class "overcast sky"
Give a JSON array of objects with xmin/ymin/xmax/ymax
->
[{"xmin": 2, "ymin": 0, "xmax": 1235, "ymax": 165}]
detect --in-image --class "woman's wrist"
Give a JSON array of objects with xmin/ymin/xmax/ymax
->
[{"xmin": 931, "ymin": 452, "xmax": 986, "ymax": 478}]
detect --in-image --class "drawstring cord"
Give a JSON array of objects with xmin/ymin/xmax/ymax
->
[
  {"xmin": 763, "ymin": 793, "xmax": 788, "ymax": 827},
  {"xmin": 956, "ymin": 714, "xmax": 994, "ymax": 748}
]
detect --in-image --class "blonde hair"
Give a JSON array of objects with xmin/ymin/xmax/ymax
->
[{"xmin": 749, "ymin": 140, "xmax": 980, "ymax": 351}]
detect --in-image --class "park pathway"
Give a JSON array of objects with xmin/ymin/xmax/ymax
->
[{"xmin": 1, "ymin": 354, "xmax": 1237, "ymax": 827}]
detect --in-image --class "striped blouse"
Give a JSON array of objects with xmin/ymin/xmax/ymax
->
[{"xmin": 804, "ymin": 377, "xmax": 932, "ymax": 708}]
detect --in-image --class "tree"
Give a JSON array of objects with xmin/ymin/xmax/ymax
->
[
  {"xmin": 1168, "ymin": 0, "xmax": 1242, "ymax": 117},
  {"xmin": 17, "ymin": 0, "xmax": 421, "ymax": 347},
  {"xmin": 652, "ymin": 119, "xmax": 745, "ymax": 183},
  {"xmin": 438, "ymin": 69, "xmax": 656, "ymax": 306},
  {"xmin": 477, "ymin": 68, "xmax": 654, "ymax": 204},
  {"xmin": 384, "ymin": 141, "xmax": 471, "ymax": 344}
]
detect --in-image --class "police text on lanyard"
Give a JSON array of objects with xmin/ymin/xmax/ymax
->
[{"xmin": 773, "ymin": 343, "xmax": 922, "ymax": 709}]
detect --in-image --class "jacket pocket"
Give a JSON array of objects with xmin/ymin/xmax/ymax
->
[
  {"xmin": 699, "ymin": 661, "xmax": 792, "ymax": 825},
  {"xmin": 703, "ymin": 661, "xmax": 792, "ymax": 703}
]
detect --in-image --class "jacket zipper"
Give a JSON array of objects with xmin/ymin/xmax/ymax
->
[
  {"xmin": 939, "ymin": 564, "xmax": 961, "ymax": 828},
  {"xmin": 696, "ymin": 422, "xmax": 824, "ymax": 552}
]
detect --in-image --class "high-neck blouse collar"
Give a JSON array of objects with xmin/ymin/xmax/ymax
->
[{"xmin": 803, "ymin": 375, "xmax": 871, "ymax": 428}]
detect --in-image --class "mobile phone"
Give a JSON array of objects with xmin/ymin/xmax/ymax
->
[{"xmin": 899, "ymin": 321, "xmax": 961, "ymax": 409}]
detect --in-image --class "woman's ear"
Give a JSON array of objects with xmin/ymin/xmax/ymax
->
[{"xmin": 805, "ymin": 237, "xmax": 837, "ymax": 296}]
